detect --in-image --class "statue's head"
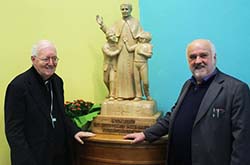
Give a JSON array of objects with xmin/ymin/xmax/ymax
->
[
  {"xmin": 138, "ymin": 32, "xmax": 152, "ymax": 43},
  {"xmin": 106, "ymin": 29, "xmax": 118, "ymax": 43},
  {"xmin": 120, "ymin": 3, "xmax": 132, "ymax": 18}
]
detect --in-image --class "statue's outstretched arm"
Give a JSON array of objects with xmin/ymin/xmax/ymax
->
[{"xmin": 96, "ymin": 15, "xmax": 107, "ymax": 33}]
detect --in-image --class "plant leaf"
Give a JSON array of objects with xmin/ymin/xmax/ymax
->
[
  {"xmin": 89, "ymin": 103, "xmax": 101, "ymax": 113},
  {"xmin": 72, "ymin": 111, "xmax": 100, "ymax": 128}
]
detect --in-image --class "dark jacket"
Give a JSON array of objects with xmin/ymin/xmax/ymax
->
[
  {"xmin": 4, "ymin": 67, "xmax": 80, "ymax": 165},
  {"xmin": 144, "ymin": 69, "xmax": 250, "ymax": 165}
]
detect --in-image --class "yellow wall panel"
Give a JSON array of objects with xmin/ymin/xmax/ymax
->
[{"xmin": 0, "ymin": 0, "xmax": 139, "ymax": 164}]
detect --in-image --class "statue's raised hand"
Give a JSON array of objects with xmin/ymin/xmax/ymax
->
[{"xmin": 96, "ymin": 15, "xmax": 103, "ymax": 26}]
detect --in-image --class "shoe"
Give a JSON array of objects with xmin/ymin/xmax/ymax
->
[
  {"xmin": 117, "ymin": 97, "xmax": 123, "ymax": 101},
  {"xmin": 146, "ymin": 96, "xmax": 153, "ymax": 101},
  {"xmin": 134, "ymin": 97, "xmax": 142, "ymax": 101},
  {"xmin": 109, "ymin": 97, "xmax": 115, "ymax": 101}
]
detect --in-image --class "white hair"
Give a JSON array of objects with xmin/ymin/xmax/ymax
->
[
  {"xmin": 31, "ymin": 40, "xmax": 57, "ymax": 57},
  {"xmin": 186, "ymin": 39, "xmax": 216, "ymax": 56}
]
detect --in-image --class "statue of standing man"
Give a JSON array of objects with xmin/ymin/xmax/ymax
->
[{"xmin": 96, "ymin": 3, "xmax": 143, "ymax": 101}]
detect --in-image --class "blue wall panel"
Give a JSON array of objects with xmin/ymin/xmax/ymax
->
[{"xmin": 139, "ymin": 0, "xmax": 250, "ymax": 112}]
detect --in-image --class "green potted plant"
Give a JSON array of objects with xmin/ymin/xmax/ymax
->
[{"xmin": 64, "ymin": 99, "xmax": 101, "ymax": 131}]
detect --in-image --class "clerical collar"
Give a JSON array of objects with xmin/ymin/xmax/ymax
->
[
  {"xmin": 31, "ymin": 66, "xmax": 54, "ymax": 84},
  {"xmin": 190, "ymin": 68, "xmax": 217, "ymax": 85}
]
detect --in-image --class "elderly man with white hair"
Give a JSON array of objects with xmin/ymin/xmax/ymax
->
[{"xmin": 4, "ymin": 40, "xmax": 95, "ymax": 165}]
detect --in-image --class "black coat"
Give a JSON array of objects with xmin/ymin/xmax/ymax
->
[
  {"xmin": 144, "ymin": 69, "xmax": 250, "ymax": 165},
  {"xmin": 4, "ymin": 66, "xmax": 79, "ymax": 165}
]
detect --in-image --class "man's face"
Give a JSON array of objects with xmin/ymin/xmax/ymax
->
[
  {"xmin": 120, "ymin": 4, "xmax": 132, "ymax": 18},
  {"xmin": 32, "ymin": 47, "xmax": 58, "ymax": 80},
  {"xmin": 186, "ymin": 40, "xmax": 216, "ymax": 83}
]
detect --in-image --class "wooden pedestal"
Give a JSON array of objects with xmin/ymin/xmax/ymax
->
[{"xmin": 74, "ymin": 134, "xmax": 167, "ymax": 165}]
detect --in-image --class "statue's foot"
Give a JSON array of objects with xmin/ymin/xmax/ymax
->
[
  {"xmin": 146, "ymin": 96, "xmax": 153, "ymax": 101},
  {"xmin": 117, "ymin": 97, "xmax": 124, "ymax": 101},
  {"xmin": 134, "ymin": 97, "xmax": 142, "ymax": 101},
  {"xmin": 109, "ymin": 97, "xmax": 115, "ymax": 101}
]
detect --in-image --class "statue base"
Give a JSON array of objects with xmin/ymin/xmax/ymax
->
[
  {"xmin": 91, "ymin": 112, "xmax": 161, "ymax": 134},
  {"xmin": 91, "ymin": 99, "xmax": 161, "ymax": 135},
  {"xmin": 100, "ymin": 99, "xmax": 158, "ymax": 117}
]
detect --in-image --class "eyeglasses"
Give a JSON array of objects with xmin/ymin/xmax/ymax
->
[{"xmin": 35, "ymin": 56, "xmax": 60, "ymax": 63}]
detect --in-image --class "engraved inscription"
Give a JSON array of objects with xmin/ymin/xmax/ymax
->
[
  {"xmin": 111, "ymin": 119, "xmax": 135, "ymax": 124},
  {"xmin": 93, "ymin": 118, "xmax": 151, "ymax": 133}
]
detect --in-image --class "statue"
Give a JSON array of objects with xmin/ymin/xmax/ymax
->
[
  {"xmin": 96, "ymin": 3, "xmax": 143, "ymax": 101},
  {"xmin": 124, "ymin": 31, "xmax": 153, "ymax": 101},
  {"xmin": 102, "ymin": 29, "xmax": 122, "ymax": 100},
  {"xmin": 92, "ymin": 3, "xmax": 161, "ymax": 136}
]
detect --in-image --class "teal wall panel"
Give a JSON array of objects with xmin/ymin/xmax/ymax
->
[{"xmin": 139, "ymin": 0, "xmax": 250, "ymax": 112}]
